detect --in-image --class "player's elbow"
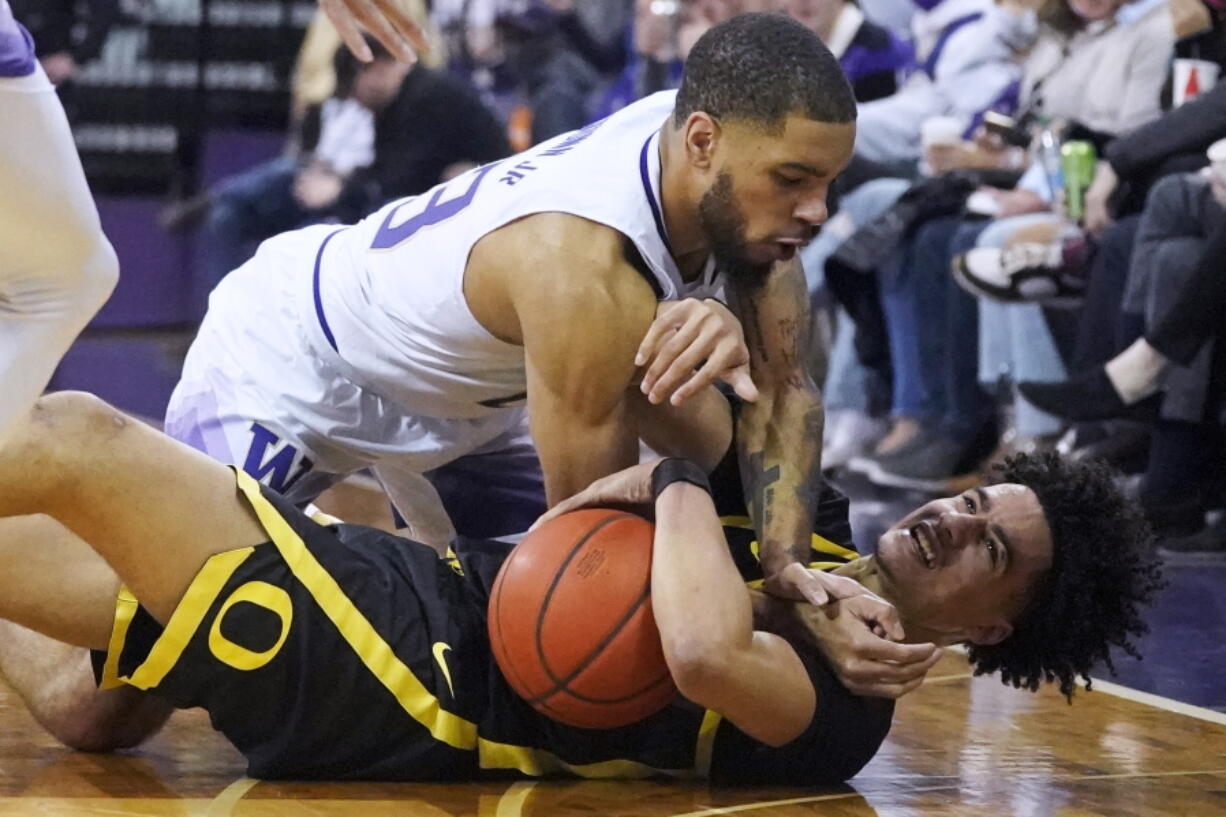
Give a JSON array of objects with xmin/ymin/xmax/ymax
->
[{"xmin": 663, "ymin": 638, "xmax": 738, "ymax": 709}]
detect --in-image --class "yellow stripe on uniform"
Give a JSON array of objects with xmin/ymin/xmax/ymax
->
[
  {"xmin": 99, "ymin": 586, "xmax": 140, "ymax": 691},
  {"xmin": 719, "ymin": 515, "xmax": 859, "ymax": 564},
  {"xmin": 809, "ymin": 535, "xmax": 859, "ymax": 562},
  {"xmin": 693, "ymin": 710, "xmax": 723, "ymax": 778},
  {"xmin": 124, "ymin": 547, "xmax": 255, "ymax": 690},
  {"xmin": 234, "ymin": 470, "xmax": 700, "ymax": 779},
  {"xmin": 234, "ymin": 470, "xmax": 479, "ymax": 750}
]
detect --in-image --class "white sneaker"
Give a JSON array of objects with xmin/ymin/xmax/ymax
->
[{"xmin": 823, "ymin": 411, "xmax": 889, "ymax": 471}]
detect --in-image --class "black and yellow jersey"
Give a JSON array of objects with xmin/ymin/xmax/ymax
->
[{"xmin": 96, "ymin": 469, "xmax": 893, "ymax": 785}]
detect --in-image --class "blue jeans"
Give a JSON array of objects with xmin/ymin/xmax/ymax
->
[
  {"xmin": 196, "ymin": 157, "xmax": 319, "ymax": 318},
  {"xmin": 881, "ymin": 215, "xmax": 992, "ymax": 437},
  {"xmin": 801, "ymin": 177, "xmax": 910, "ymax": 414}
]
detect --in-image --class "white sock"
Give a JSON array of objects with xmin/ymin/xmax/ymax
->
[{"xmin": 1104, "ymin": 338, "xmax": 1169, "ymax": 405}]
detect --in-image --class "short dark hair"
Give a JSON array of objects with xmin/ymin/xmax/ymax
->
[
  {"xmin": 333, "ymin": 34, "xmax": 396, "ymax": 98},
  {"xmin": 967, "ymin": 453, "xmax": 1165, "ymax": 701},
  {"xmin": 673, "ymin": 13, "xmax": 856, "ymax": 133}
]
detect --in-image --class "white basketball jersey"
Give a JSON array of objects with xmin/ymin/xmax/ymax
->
[{"xmin": 302, "ymin": 91, "xmax": 720, "ymax": 421}]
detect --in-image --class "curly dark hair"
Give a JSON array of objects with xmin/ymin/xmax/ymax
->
[
  {"xmin": 966, "ymin": 452, "xmax": 1165, "ymax": 701},
  {"xmin": 674, "ymin": 13, "xmax": 856, "ymax": 133}
]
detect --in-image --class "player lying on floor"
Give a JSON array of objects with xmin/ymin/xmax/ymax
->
[{"xmin": 0, "ymin": 392, "xmax": 1161, "ymax": 784}]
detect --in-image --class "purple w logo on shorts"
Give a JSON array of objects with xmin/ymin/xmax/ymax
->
[{"xmin": 243, "ymin": 423, "xmax": 313, "ymax": 494}]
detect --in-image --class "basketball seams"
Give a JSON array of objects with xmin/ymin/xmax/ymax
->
[
  {"xmin": 490, "ymin": 508, "xmax": 677, "ymax": 728},
  {"xmin": 532, "ymin": 512, "xmax": 637, "ymax": 691},
  {"xmin": 529, "ymin": 587, "xmax": 666, "ymax": 705},
  {"xmin": 489, "ymin": 536, "xmax": 543, "ymax": 701}
]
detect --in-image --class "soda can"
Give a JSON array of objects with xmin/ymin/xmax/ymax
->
[{"xmin": 1061, "ymin": 140, "xmax": 1097, "ymax": 222}]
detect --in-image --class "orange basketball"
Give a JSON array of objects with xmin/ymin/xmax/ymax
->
[{"xmin": 488, "ymin": 508, "xmax": 677, "ymax": 729}]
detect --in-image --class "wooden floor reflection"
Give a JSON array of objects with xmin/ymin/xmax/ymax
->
[{"xmin": 0, "ymin": 648, "xmax": 1222, "ymax": 817}]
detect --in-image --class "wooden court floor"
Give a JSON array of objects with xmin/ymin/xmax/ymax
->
[
  {"xmin": 0, "ymin": 649, "xmax": 1223, "ymax": 817},
  {"xmin": 1, "ymin": 481, "xmax": 1223, "ymax": 816}
]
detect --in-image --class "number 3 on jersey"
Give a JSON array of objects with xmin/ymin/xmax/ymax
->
[{"xmin": 370, "ymin": 163, "xmax": 499, "ymax": 250}]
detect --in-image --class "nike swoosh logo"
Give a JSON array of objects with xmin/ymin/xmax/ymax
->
[{"xmin": 432, "ymin": 642, "xmax": 455, "ymax": 698}]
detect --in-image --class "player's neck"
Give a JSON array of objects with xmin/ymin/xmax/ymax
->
[
  {"xmin": 833, "ymin": 557, "xmax": 953, "ymax": 646},
  {"xmin": 658, "ymin": 126, "xmax": 714, "ymax": 282},
  {"xmin": 832, "ymin": 555, "xmax": 885, "ymax": 596}
]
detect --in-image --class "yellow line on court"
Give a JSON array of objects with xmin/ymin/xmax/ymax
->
[
  {"xmin": 495, "ymin": 782, "xmax": 538, "ymax": 817},
  {"xmin": 667, "ymin": 786, "xmax": 958, "ymax": 816},
  {"xmin": 203, "ymin": 777, "xmax": 259, "ymax": 817}
]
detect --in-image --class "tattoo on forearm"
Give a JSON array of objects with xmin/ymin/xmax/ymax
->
[
  {"xmin": 740, "ymin": 449, "xmax": 781, "ymax": 530},
  {"xmin": 738, "ymin": 297, "xmax": 770, "ymax": 365},
  {"xmin": 778, "ymin": 316, "xmax": 801, "ymax": 371}
]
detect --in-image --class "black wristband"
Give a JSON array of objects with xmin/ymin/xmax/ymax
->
[{"xmin": 651, "ymin": 458, "xmax": 712, "ymax": 501}]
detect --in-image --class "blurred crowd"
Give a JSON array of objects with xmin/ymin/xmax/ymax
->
[{"xmin": 19, "ymin": 0, "xmax": 1226, "ymax": 555}]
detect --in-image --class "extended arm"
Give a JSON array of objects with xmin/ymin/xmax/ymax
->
[
  {"xmin": 1106, "ymin": 81, "xmax": 1226, "ymax": 178},
  {"xmin": 652, "ymin": 472, "xmax": 815, "ymax": 747},
  {"xmin": 725, "ymin": 259, "xmax": 824, "ymax": 585}
]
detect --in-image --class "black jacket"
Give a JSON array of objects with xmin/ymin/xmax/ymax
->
[
  {"xmin": 1105, "ymin": 18, "xmax": 1226, "ymax": 215},
  {"xmin": 10, "ymin": 0, "xmax": 119, "ymax": 62},
  {"xmin": 301, "ymin": 64, "xmax": 510, "ymax": 218}
]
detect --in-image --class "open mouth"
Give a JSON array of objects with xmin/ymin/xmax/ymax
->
[{"xmin": 909, "ymin": 523, "xmax": 938, "ymax": 569}]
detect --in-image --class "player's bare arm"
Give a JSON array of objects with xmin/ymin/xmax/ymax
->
[
  {"xmin": 629, "ymin": 382, "xmax": 733, "ymax": 472},
  {"xmin": 725, "ymin": 258, "xmax": 834, "ymax": 597},
  {"xmin": 636, "ymin": 297, "xmax": 759, "ymax": 406},
  {"xmin": 466, "ymin": 214, "xmax": 660, "ymax": 506},
  {"xmin": 651, "ymin": 471, "xmax": 815, "ymax": 747}
]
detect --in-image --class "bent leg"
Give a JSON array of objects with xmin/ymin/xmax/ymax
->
[
  {"xmin": 0, "ymin": 621, "xmax": 171, "ymax": 751},
  {"xmin": 0, "ymin": 392, "xmax": 269, "ymax": 625},
  {"xmin": 0, "ymin": 514, "xmax": 172, "ymax": 751}
]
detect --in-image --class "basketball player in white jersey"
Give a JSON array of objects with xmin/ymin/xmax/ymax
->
[{"xmin": 169, "ymin": 13, "xmax": 860, "ymax": 606}]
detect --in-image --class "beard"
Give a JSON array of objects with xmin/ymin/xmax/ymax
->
[{"xmin": 697, "ymin": 172, "xmax": 773, "ymax": 290}]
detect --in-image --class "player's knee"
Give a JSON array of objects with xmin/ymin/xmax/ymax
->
[
  {"xmin": 79, "ymin": 238, "xmax": 120, "ymax": 310},
  {"xmin": 29, "ymin": 392, "xmax": 133, "ymax": 462},
  {"xmin": 49, "ymin": 690, "xmax": 171, "ymax": 752},
  {"xmin": 43, "ymin": 221, "xmax": 119, "ymax": 308}
]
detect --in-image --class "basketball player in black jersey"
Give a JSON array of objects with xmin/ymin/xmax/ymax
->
[{"xmin": 0, "ymin": 392, "xmax": 1160, "ymax": 784}]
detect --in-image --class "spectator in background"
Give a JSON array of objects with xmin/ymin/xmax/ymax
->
[
  {"xmin": 292, "ymin": 0, "xmax": 446, "ymax": 121},
  {"xmin": 603, "ymin": 0, "xmax": 741, "ymax": 112},
  {"xmin": 10, "ymin": 0, "xmax": 118, "ymax": 86},
  {"xmin": 778, "ymin": 0, "xmax": 911, "ymax": 102},
  {"xmin": 826, "ymin": 0, "xmax": 1173, "ymax": 491},
  {"xmin": 854, "ymin": 0, "xmax": 1021, "ymax": 167},
  {"xmin": 432, "ymin": 0, "xmax": 629, "ymax": 143},
  {"xmin": 502, "ymin": 0, "xmax": 631, "ymax": 142},
  {"xmin": 955, "ymin": 0, "xmax": 1226, "ymax": 554},
  {"xmin": 181, "ymin": 35, "xmax": 508, "ymax": 317}
]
